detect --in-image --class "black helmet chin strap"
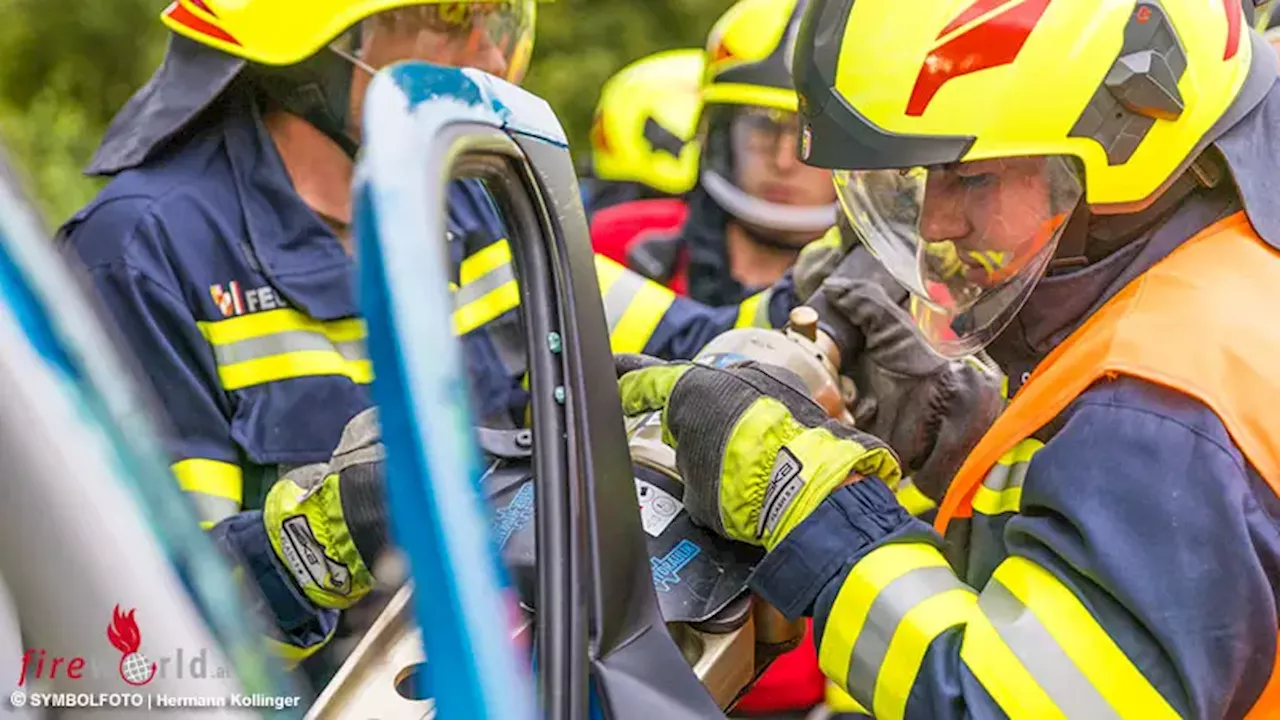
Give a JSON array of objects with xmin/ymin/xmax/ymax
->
[
  {"xmin": 246, "ymin": 26, "xmax": 364, "ymax": 159},
  {"xmin": 1048, "ymin": 149, "xmax": 1226, "ymax": 274},
  {"xmin": 247, "ymin": 45, "xmax": 361, "ymax": 158}
]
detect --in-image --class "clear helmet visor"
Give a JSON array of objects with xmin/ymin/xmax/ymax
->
[
  {"xmin": 701, "ymin": 105, "xmax": 839, "ymax": 243},
  {"xmin": 336, "ymin": 1, "xmax": 536, "ymax": 84},
  {"xmin": 834, "ymin": 155, "xmax": 1084, "ymax": 358}
]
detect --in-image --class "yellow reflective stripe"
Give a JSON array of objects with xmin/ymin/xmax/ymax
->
[
  {"xmin": 991, "ymin": 557, "xmax": 1179, "ymax": 719},
  {"xmin": 1000, "ymin": 438, "xmax": 1044, "ymax": 465},
  {"xmin": 594, "ymin": 255, "xmax": 675, "ymax": 354},
  {"xmin": 594, "ymin": 252, "xmax": 626, "ymax": 294},
  {"xmin": 453, "ymin": 239, "xmax": 522, "ymax": 336},
  {"xmin": 961, "ymin": 605, "xmax": 1067, "ymax": 718},
  {"xmin": 612, "ymin": 281, "xmax": 676, "ymax": 354},
  {"xmin": 971, "ymin": 486, "xmax": 1021, "ymax": 516},
  {"xmin": 825, "ymin": 681, "xmax": 869, "ymax": 713},
  {"xmin": 217, "ymin": 353, "xmax": 372, "ymax": 390},
  {"xmin": 875, "ymin": 583, "xmax": 978, "ymax": 720},
  {"xmin": 197, "ymin": 308, "xmax": 364, "ymax": 345},
  {"xmin": 894, "ymin": 478, "xmax": 936, "ymax": 517},
  {"xmin": 459, "ymin": 239, "xmax": 512, "ymax": 285},
  {"xmin": 198, "ymin": 309, "xmax": 370, "ymax": 390},
  {"xmin": 263, "ymin": 623, "xmax": 337, "ymax": 670},
  {"xmin": 734, "ymin": 291, "xmax": 768, "ymax": 329},
  {"xmin": 818, "ymin": 543, "xmax": 969, "ymax": 717},
  {"xmin": 173, "ymin": 459, "xmax": 243, "ymax": 528},
  {"xmin": 971, "ymin": 438, "xmax": 1043, "ymax": 516},
  {"xmin": 172, "ymin": 459, "xmax": 243, "ymax": 502},
  {"xmin": 810, "ymin": 225, "xmax": 843, "ymax": 252},
  {"xmin": 452, "ymin": 280, "xmax": 521, "ymax": 336},
  {"xmin": 753, "ymin": 290, "xmax": 773, "ymax": 327}
]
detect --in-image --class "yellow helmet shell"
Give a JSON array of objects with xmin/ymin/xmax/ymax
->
[
  {"xmin": 160, "ymin": 0, "xmax": 537, "ymax": 67},
  {"xmin": 702, "ymin": 0, "xmax": 802, "ymax": 112},
  {"xmin": 794, "ymin": 0, "xmax": 1258, "ymax": 209},
  {"xmin": 589, "ymin": 49, "xmax": 706, "ymax": 195}
]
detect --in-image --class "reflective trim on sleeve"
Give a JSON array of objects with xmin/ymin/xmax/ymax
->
[
  {"xmin": 961, "ymin": 556, "xmax": 1180, "ymax": 720},
  {"xmin": 262, "ymin": 624, "xmax": 337, "ymax": 670},
  {"xmin": 197, "ymin": 309, "xmax": 371, "ymax": 390},
  {"xmin": 825, "ymin": 681, "xmax": 870, "ymax": 714},
  {"xmin": 172, "ymin": 458, "xmax": 244, "ymax": 528},
  {"xmin": 894, "ymin": 477, "xmax": 937, "ymax": 517},
  {"xmin": 971, "ymin": 439, "xmax": 1043, "ymax": 517},
  {"xmin": 594, "ymin": 255, "xmax": 675, "ymax": 354},
  {"xmin": 453, "ymin": 240, "xmax": 521, "ymax": 336},
  {"xmin": 454, "ymin": 261, "xmax": 516, "ymax": 310},
  {"xmin": 734, "ymin": 289, "xmax": 773, "ymax": 329},
  {"xmin": 818, "ymin": 543, "xmax": 977, "ymax": 720},
  {"xmin": 459, "ymin": 238, "xmax": 513, "ymax": 285}
]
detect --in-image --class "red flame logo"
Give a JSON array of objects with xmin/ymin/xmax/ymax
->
[{"xmin": 107, "ymin": 606, "xmax": 157, "ymax": 686}]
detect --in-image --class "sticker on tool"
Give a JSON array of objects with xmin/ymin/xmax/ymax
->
[
  {"xmin": 636, "ymin": 477, "xmax": 683, "ymax": 537},
  {"xmin": 493, "ymin": 480, "xmax": 535, "ymax": 548},
  {"xmin": 651, "ymin": 539, "xmax": 701, "ymax": 592}
]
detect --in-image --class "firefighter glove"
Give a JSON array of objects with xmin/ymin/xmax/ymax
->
[
  {"xmin": 820, "ymin": 274, "xmax": 1005, "ymax": 501},
  {"xmin": 264, "ymin": 409, "xmax": 389, "ymax": 610},
  {"xmin": 616, "ymin": 354, "xmax": 901, "ymax": 550}
]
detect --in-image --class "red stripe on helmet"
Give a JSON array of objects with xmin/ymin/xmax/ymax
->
[
  {"xmin": 166, "ymin": 3, "xmax": 240, "ymax": 46},
  {"xmin": 938, "ymin": 0, "xmax": 1009, "ymax": 37},
  {"xmin": 907, "ymin": 0, "xmax": 1054, "ymax": 117},
  {"xmin": 1222, "ymin": 0, "xmax": 1242, "ymax": 60},
  {"xmin": 590, "ymin": 112, "xmax": 611, "ymax": 153},
  {"xmin": 188, "ymin": 0, "xmax": 217, "ymax": 17}
]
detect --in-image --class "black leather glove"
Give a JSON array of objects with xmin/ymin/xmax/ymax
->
[{"xmin": 817, "ymin": 263, "xmax": 1004, "ymax": 502}]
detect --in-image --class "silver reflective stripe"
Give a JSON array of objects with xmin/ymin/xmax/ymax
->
[
  {"xmin": 603, "ymin": 267, "xmax": 648, "ymax": 331},
  {"xmin": 846, "ymin": 565, "xmax": 975, "ymax": 703},
  {"xmin": 187, "ymin": 491, "xmax": 241, "ymax": 526},
  {"xmin": 334, "ymin": 339, "xmax": 367, "ymax": 362},
  {"xmin": 979, "ymin": 580, "xmax": 1121, "ymax": 720},
  {"xmin": 454, "ymin": 262, "xmax": 517, "ymax": 309},
  {"xmin": 210, "ymin": 331, "xmax": 366, "ymax": 366},
  {"xmin": 982, "ymin": 458, "xmax": 1032, "ymax": 494}
]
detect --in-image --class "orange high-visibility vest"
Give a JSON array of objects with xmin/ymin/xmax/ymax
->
[{"xmin": 933, "ymin": 212, "xmax": 1280, "ymax": 717}]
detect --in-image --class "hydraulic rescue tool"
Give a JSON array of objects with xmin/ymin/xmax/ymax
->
[{"xmin": 311, "ymin": 61, "xmax": 869, "ymax": 719}]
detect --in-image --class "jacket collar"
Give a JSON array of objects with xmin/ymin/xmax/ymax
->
[{"xmin": 223, "ymin": 97, "xmax": 358, "ymax": 320}]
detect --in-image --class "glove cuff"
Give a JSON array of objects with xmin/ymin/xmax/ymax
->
[
  {"xmin": 751, "ymin": 479, "xmax": 915, "ymax": 618},
  {"xmin": 765, "ymin": 424, "xmax": 902, "ymax": 550},
  {"xmin": 264, "ymin": 475, "xmax": 375, "ymax": 610},
  {"xmin": 338, "ymin": 460, "xmax": 389, "ymax": 571},
  {"xmin": 211, "ymin": 511, "xmax": 338, "ymax": 641}
]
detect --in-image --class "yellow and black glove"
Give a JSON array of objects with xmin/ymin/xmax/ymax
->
[
  {"xmin": 264, "ymin": 409, "xmax": 388, "ymax": 610},
  {"xmin": 616, "ymin": 354, "xmax": 901, "ymax": 550}
]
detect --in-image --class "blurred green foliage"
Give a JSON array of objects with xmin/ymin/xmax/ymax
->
[{"xmin": 0, "ymin": 0, "xmax": 729, "ymax": 227}]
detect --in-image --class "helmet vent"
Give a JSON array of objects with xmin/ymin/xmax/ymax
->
[{"xmin": 1069, "ymin": 1, "xmax": 1188, "ymax": 164}]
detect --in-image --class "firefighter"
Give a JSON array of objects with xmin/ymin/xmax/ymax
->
[
  {"xmin": 55, "ymin": 0, "xmax": 806, "ymax": 666},
  {"xmin": 582, "ymin": 48, "xmax": 703, "ymax": 222},
  {"xmin": 618, "ymin": 0, "xmax": 1280, "ymax": 717},
  {"xmin": 626, "ymin": 0, "xmax": 839, "ymax": 307},
  {"xmin": 586, "ymin": 49, "xmax": 703, "ymax": 288}
]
